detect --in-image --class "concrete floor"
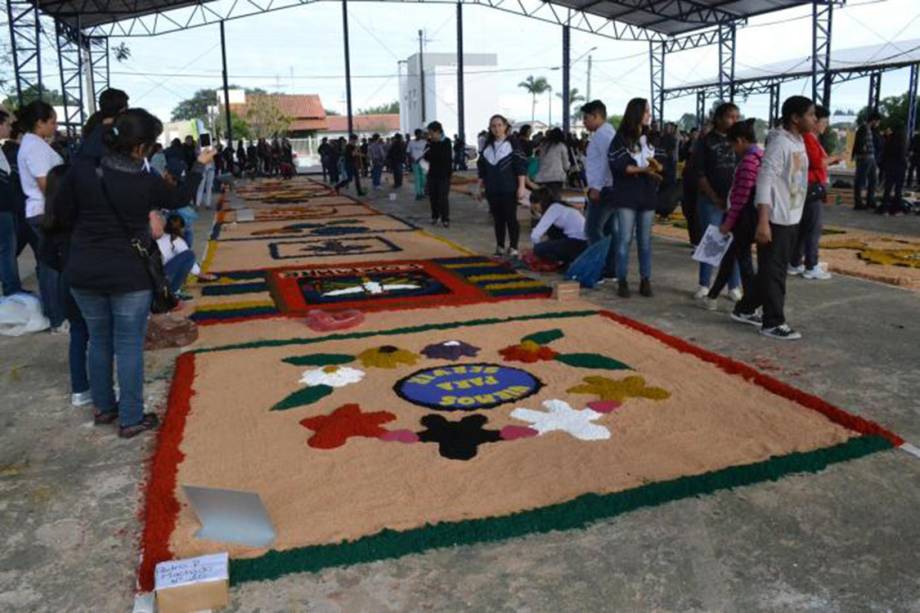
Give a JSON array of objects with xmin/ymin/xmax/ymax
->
[{"xmin": 1, "ymin": 176, "xmax": 918, "ymax": 612}]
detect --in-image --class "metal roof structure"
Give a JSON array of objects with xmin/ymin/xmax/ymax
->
[{"xmin": 6, "ymin": 0, "xmax": 918, "ymax": 143}]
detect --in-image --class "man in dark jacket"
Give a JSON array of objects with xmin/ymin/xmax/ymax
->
[
  {"xmin": 852, "ymin": 111, "xmax": 881, "ymax": 210},
  {"xmin": 0, "ymin": 109, "xmax": 22, "ymax": 296},
  {"xmin": 424, "ymin": 121, "xmax": 453, "ymax": 227},
  {"xmin": 75, "ymin": 88, "xmax": 129, "ymax": 165}
]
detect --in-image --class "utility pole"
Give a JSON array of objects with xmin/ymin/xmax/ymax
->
[
  {"xmin": 418, "ymin": 29, "xmax": 426, "ymax": 125},
  {"xmin": 586, "ymin": 55, "xmax": 592, "ymax": 101}
]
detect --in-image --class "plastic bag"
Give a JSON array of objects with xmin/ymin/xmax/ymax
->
[{"xmin": 0, "ymin": 293, "xmax": 51, "ymax": 336}]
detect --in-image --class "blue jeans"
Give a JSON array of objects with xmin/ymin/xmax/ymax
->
[
  {"xmin": 696, "ymin": 196, "xmax": 739, "ymax": 290},
  {"xmin": 27, "ymin": 217, "xmax": 66, "ymax": 327},
  {"xmin": 174, "ymin": 206, "xmax": 198, "ymax": 249},
  {"xmin": 71, "ymin": 288, "xmax": 152, "ymax": 427},
  {"xmin": 0, "ymin": 212, "xmax": 22, "ymax": 296},
  {"xmin": 164, "ymin": 250, "xmax": 196, "ymax": 294},
  {"xmin": 195, "ymin": 164, "xmax": 216, "ymax": 208},
  {"xmin": 614, "ymin": 208, "xmax": 654, "ymax": 281},
  {"xmin": 69, "ymin": 310, "xmax": 89, "ymax": 395},
  {"xmin": 584, "ymin": 200, "xmax": 618, "ymax": 278},
  {"xmin": 371, "ymin": 162, "xmax": 383, "ymax": 188}
]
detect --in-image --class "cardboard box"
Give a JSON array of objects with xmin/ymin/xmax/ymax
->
[
  {"xmin": 155, "ymin": 553, "xmax": 229, "ymax": 613},
  {"xmin": 552, "ymin": 281, "xmax": 580, "ymax": 301}
]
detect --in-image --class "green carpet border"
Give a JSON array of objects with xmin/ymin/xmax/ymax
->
[
  {"xmin": 192, "ymin": 309, "xmax": 599, "ymax": 354},
  {"xmin": 229, "ymin": 434, "xmax": 891, "ymax": 585}
]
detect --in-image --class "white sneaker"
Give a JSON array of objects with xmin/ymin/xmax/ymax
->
[
  {"xmin": 693, "ymin": 285, "xmax": 710, "ymax": 299},
  {"xmin": 730, "ymin": 311, "xmax": 763, "ymax": 327},
  {"xmin": 727, "ymin": 287, "xmax": 743, "ymax": 302},
  {"xmin": 788, "ymin": 265, "xmax": 805, "ymax": 276},
  {"xmin": 71, "ymin": 391, "xmax": 92, "ymax": 407},
  {"xmin": 803, "ymin": 267, "xmax": 832, "ymax": 280},
  {"xmin": 698, "ymin": 296, "xmax": 718, "ymax": 311},
  {"xmin": 507, "ymin": 248, "xmax": 520, "ymax": 258},
  {"xmin": 50, "ymin": 321, "xmax": 70, "ymax": 335}
]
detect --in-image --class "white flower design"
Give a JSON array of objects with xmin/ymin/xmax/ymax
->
[
  {"xmin": 299, "ymin": 365, "xmax": 365, "ymax": 388},
  {"xmin": 510, "ymin": 399, "xmax": 610, "ymax": 441}
]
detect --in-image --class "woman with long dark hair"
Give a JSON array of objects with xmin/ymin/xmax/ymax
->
[
  {"xmin": 606, "ymin": 97, "xmax": 660, "ymax": 298},
  {"xmin": 477, "ymin": 114, "xmax": 528, "ymax": 256},
  {"xmin": 15, "ymin": 100, "xmax": 66, "ymax": 329},
  {"xmin": 534, "ymin": 127, "xmax": 570, "ymax": 192},
  {"xmin": 58, "ymin": 108, "xmax": 215, "ymax": 436}
]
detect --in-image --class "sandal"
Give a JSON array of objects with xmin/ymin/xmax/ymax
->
[
  {"xmin": 118, "ymin": 413, "xmax": 160, "ymax": 439},
  {"xmin": 94, "ymin": 411, "xmax": 118, "ymax": 425}
]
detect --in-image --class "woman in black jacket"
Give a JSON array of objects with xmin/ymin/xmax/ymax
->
[
  {"xmin": 58, "ymin": 109, "xmax": 214, "ymax": 437},
  {"xmin": 607, "ymin": 98, "xmax": 660, "ymax": 298},
  {"xmin": 386, "ymin": 133, "xmax": 406, "ymax": 189},
  {"xmin": 477, "ymin": 114, "xmax": 527, "ymax": 256}
]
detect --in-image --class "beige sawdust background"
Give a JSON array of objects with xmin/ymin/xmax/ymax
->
[{"xmin": 170, "ymin": 303, "xmax": 853, "ymax": 561}]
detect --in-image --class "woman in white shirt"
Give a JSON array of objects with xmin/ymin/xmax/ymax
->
[
  {"xmin": 156, "ymin": 214, "xmax": 216, "ymax": 297},
  {"xmin": 15, "ymin": 101, "xmax": 65, "ymax": 330},
  {"xmin": 529, "ymin": 187, "xmax": 587, "ymax": 266}
]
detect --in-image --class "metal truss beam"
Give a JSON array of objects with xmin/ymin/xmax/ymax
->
[
  {"xmin": 606, "ymin": 0, "xmax": 739, "ymax": 30},
  {"xmin": 811, "ymin": 0, "xmax": 834, "ymax": 109},
  {"xmin": 649, "ymin": 40, "xmax": 665, "ymax": 124},
  {"xmin": 695, "ymin": 89, "xmax": 705, "ymax": 127},
  {"xmin": 7, "ymin": 1, "xmax": 44, "ymax": 107},
  {"xmin": 717, "ymin": 20, "xmax": 735, "ymax": 103},
  {"xmin": 867, "ymin": 71, "xmax": 881, "ymax": 112},
  {"xmin": 908, "ymin": 63, "xmax": 918, "ymax": 141},
  {"xmin": 55, "ymin": 18, "xmax": 87, "ymax": 134},
  {"xmin": 768, "ymin": 82, "xmax": 780, "ymax": 127},
  {"xmin": 55, "ymin": 0, "xmax": 667, "ymax": 41},
  {"xmin": 87, "ymin": 35, "xmax": 110, "ymax": 105}
]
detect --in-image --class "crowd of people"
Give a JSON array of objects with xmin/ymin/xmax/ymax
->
[
  {"xmin": 1, "ymin": 89, "xmax": 217, "ymax": 437},
  {"xmin": 2, "ymin": 82, "xmax": 919, "ymax": 438}
]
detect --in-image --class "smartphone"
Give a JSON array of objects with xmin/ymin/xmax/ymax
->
[{"xmin": 199, "ymin": 133, "xmax": 212, "ymax": 148}]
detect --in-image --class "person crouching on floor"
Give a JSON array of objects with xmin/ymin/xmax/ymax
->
[
  {"xmin": 733, "ymin": 96, "xmax": 815, "ymax": 340},
  {"xmin": 155, "ymin": 213, "xmax": 217, "ymax": 300},
  {"xmin": 529, "ymin": 187, "xmax": 587, "ymax": 268}
]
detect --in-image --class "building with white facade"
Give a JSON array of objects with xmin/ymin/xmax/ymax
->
[{"xmin": 399, "ymin": 52, "xmax": 498, "ymax": 139}]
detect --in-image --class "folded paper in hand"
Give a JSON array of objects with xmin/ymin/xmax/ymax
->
[{"xmin": 692, "ymin": 224, "xmax": 734, "ymax": 267}]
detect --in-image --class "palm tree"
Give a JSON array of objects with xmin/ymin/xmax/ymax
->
[
  {"xmin": 518, "ymin": 75, "xmax": 550, "ymax": 123},
  {"xmin": 556, "ymin": 87, "xmax": 586, "ymax": 119}
]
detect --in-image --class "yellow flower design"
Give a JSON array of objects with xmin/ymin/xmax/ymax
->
[
  {"xmin": 566, "ymin": 375, "xmax": 670, "ymax": 403},
  {"xmin": 357, "ymin": 345, "xmax": 420, "ymax": 369}
]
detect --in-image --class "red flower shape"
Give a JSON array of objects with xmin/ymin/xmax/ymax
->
[
  {"xmin": 499, "ymin": 340, "xmax": 558, "ymax": 363},
  {"xmin": 299, "ymin": 403, "xmax": 396, "ymax": 449}
]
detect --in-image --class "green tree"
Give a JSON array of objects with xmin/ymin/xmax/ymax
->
[
  {"xmin": 856, "ymin": 91, "xmax": 918, "ymax": 130},
  {"xmin": 213, "ymin": 109, "xmax": 250, "ymax": 141},
  {"xmin": 2, "ymin": 85, "xmax": 65, "ymax": 109},
  {"xmin": 607, "ymin": 114, "xmax": 622, "ymax": 129},
  {"xmin": 172, "ymin": 86, "xmax": 268, "ymax": 121},
  {"xmin": 324, "ymin": 108, "xmax": 341, "ymax": 116},
  {"xmin": 518, "ymin": 75, "xmax": 550, "ymax": 122},
  {"xmin": 555, "ymin": 87, "xmax": 585, "ymax": 119},
  {"xmin": 245, "ymin": 95, "xmax": 292, "ymax": 138},
  {"xmin": 358, "ymin": 100, "xmax": 399, "ymax": 115}
]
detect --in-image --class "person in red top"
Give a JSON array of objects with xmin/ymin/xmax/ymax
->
[{"xmin": 790, "ymin": 105, "xmax": 841, "ymax": 280}]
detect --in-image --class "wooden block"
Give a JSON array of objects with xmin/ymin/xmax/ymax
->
[{"xmin": 552, "ymin": 281, "xmax": 580, "ymax": 301}]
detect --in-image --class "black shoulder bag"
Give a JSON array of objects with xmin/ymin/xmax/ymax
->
[{"xmin": 95, "ymin": 167, "xmax": 178, "ymax": 313}]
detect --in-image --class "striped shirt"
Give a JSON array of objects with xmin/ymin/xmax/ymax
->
[{"xmin": 724, "ymin": 145, "xmax": 763, "ymax": 230}]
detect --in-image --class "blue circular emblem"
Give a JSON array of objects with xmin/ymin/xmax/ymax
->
[{"xmin": 394, "ymin": 362, "xmax": 542, "ymax": 411}]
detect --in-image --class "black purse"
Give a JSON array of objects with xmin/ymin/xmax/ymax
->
[{"xmin": 95, "ymin": 168, "xmax": 179, "ymax": 314}]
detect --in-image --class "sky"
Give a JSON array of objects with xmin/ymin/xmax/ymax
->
[{"xmin": 8, "ymin": 0, "xmax": 920, "ymax": 128}]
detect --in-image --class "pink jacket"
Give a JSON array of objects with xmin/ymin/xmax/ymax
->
[{"xmin": 724, "ymin": 145, "xmax": 763, "ymax": 230}]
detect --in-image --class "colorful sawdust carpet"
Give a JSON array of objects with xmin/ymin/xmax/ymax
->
[{"xmin": 140, "ymin": 302, "xmax": 900, "ymax": 589}]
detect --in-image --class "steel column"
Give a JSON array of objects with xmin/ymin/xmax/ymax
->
[
  {"xmin": 562, "ymin": 22, "xmax": 571, "ymax": 133},
  {"xmin": 907, "ymin": 63, "xmax": 919, "ymax": 142},
  {"xmin": 695, "ymin": 90, "xmax": 705, "ymax": 127},
  {"xmin": 6, "ymin": 1, "xmax": 43, "ymax": 106},
  {"xmin": 87, "ymin": 36, "xmax": 110, "ymax": 106},
  {"xmin": 868, "ymin": 71, "xmax": 881, "ymax": 112},
  {"xmin": 456, "ymin": 2, "xmax": 465, "ymax": 141},
  {"xmin": 342, "ymin": 0, "xmax": 354, "ymax": 134},
  {"xmin": 717, "ymin": 21, "xmax": 736, "ymax": 103},
  {"xmin": 55, "ymin": 19, "xmax": 86, "ymax": 135},
  {"xmin": 219, "ymin": 21, "xmax": 233, "ymax": 144},
  {"xmin": 768, "ymin": 83, "xmax": 781, "ymax": 128},
  {"xmin": 649, "ymin": 40, "xmax": 665, "ymax": 124},
  {"xmin": 418, "ymin": 29, "xmax": 426, "ymax": 124},
  {"xmin": 812, "ymin": 0, "xmax": 833, "ymax": 108}
]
